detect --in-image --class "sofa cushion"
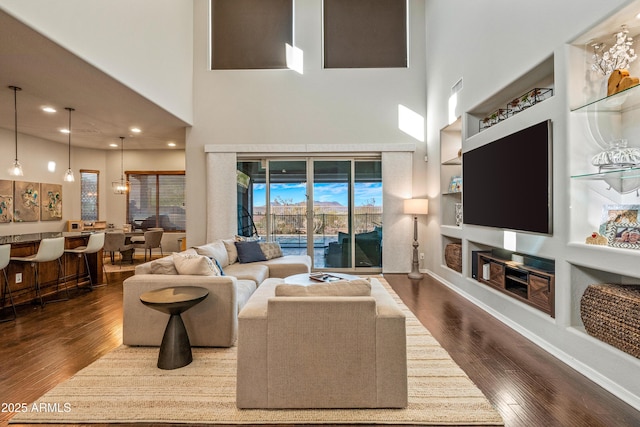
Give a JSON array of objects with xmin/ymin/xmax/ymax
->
[
  {"xmin": 275, "ymin": 279, "xmax": 371, "ymax": 297},
  {"xmin": 236, "ymin": 279, "xmax": 258, "ymax": 313},
  {"xmin": 173, "ymin": 253, "xmax": 221, "ymax": 276},
  {"xmin": 235, "ymin": 241, "xmax": 268, "ymax": 263},
  {"xmin": 259, "ymin": 242, "xmax": 283, "ymax": 260},
  {"xmin": 260, "ymin": 255, "xmax": 312, "ymax": 278},
  {"xmin": 194, "ymin": 240, "xmax": 230, "ymax": 268},
  {"xmin": 149, "ymin": 256, "xmax": 178, "ymax": 275},
  {"xmin": 224, "ymin": 262, "xmax": 269, "ymax": 285}
]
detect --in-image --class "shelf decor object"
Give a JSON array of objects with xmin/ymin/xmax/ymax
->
[
  {"xmin": 455, "ymin": 203, "xmax": 463, "ymax": 226},
  {"xmin": 581, "ymin": 284, "xmax": 640, "ymax": 359},
  {"xmin": 479, "ymin": 87, "xmax": 553, "ymax": 132},
  {"xmin": 444, "ymin": 242, "xmax": 462, "ymax": 272},
  {"xmin": 448, "ymin": 176, "xmax": 462, "ymax": 193},
  {"xmin": 404, "ymin": 198, "xmax": 429, "ymax": 280},
  {"xmin": 605, "ymin": 221, "xmax": 640, "ymax": 249},
  {"xmin": 591, "ymin": 25, "xmax": 637, "ymax": 77},
  {"xmin": 585, "ymin": 231, "xmax": 607, "ymax": 245},
  {"xmin": 591, "ymin": 139, "xmax": 640, "ymax": 172}
]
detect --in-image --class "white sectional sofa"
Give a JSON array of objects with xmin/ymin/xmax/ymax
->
[{"xmin": 122, "ymin": 238, "xmax": 311, "ymax": 348}]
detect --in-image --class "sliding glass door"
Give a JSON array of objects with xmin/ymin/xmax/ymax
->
[{"xmin": 236, "ymin": 158, "xmax": 382, "ymax": 271}]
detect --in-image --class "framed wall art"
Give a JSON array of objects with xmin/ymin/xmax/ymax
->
[
  {"xmin": 41, "ymin": 183, "xmax": 63, "ymax": 221},
  {"xmin": 606, "ymin": 221, "xmax": 640, "ymax": 250},
  {"xmin": 14, "ymin": 181, "xmax": 40, "ymax": 222},
  {"xmin": 0, "ymin": 180, "xmax": 13, "ymax": 223}
]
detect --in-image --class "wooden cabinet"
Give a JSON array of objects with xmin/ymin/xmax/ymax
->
[{"xmin": 477, "ymin": 253, "xmax": 555, "ymax": 317}]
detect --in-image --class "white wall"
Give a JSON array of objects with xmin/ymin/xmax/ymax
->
[
  {"xmin": 0, "ymin": 0, "xmax": 194, "ymax": 123},
  {"xmin": 187, "ymin": 0, "xmax": 427, "ymax": 249},
  {"xmin": 0, "ymin": 127, "xmax": 185, "ymax": 236},
  {"xmin": 0, "ymin": 128, "xmax": 105, "ymax": 234}
]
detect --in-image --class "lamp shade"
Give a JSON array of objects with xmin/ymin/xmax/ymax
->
[{"xmin": 404, "ymin": 198, "xmax": 429, "ymax": 215}]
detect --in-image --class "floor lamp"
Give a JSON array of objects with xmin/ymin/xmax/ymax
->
[{"xmin": 404, "ymin": 199, "xmax": 429, "ymax": 280}]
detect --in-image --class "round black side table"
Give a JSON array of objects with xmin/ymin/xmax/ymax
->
[{"xmin": 140, "ymin": 286, "xmax": 209, "ymax": 370}]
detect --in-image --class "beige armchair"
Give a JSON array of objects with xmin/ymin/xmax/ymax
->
[{"xmin": 236, "ymin": 277, "xmax": 408, "ymax": 409}]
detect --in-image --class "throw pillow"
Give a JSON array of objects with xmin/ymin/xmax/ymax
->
[
  {"xmin": 223, "ymin": 239, "xmax": 239, "ymax": 264},
  {"xmin": 275, "ymin": 278, "xmax": 371, "ymax": 297},
  {"xmin": 235, "ymin": 241, "xmax": 267, "ymax": 263},
  {"xmin": 212, "ymin": 257, "xmax": 225, "ymax": 276},
  {"xmin": 172, "ymin": 253, "xmax": 221, "ymax": 276},
  {"xmin": 195, "ymin": 241, "xmax": 230, "ymax": 267},
  {"xmin": 258, "ymin": 242, "xmax": 283, "ymax": 260},
  {"xmin": 235, "ymin": 234, "xmax": 261, "ymax": 242},
  {"xmin": 149, "ymin": 256, "xmax": 178, "ymax": 275}
]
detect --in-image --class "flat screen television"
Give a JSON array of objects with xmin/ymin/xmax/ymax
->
[{"xmin": 462, "ymin": 120, "xmax": 552, "ymax": 235}]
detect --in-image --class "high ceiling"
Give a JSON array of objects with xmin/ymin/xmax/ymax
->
[{"xmin": 0, "ymin": 9, "xmax": 189, "ymax": 151}]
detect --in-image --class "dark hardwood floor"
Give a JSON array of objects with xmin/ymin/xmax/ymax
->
[{"xmin": 0, "ymin": 271, "xmax": 638, "ymax": 427}]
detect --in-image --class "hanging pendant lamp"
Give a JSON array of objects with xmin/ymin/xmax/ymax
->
[
  {"xmin": 112, "ymin": 137, "xmax": 129, "ymax": 194},
  {"xmin": 63, "ymin": 107, "xmax": 75, "ymax": 182},
  {"xmin": 8, "ymin": 86, "xmax": 24, "ymax": 176}
]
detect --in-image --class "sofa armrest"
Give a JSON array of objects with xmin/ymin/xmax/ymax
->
[{"xmin": 123, "ymin": 274, "xmax": 240, "ymax": 347}]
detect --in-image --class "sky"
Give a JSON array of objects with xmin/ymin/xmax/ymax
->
[{"xmin": 252, "ymin": 182, "xmax": 382, "ymax": 207}]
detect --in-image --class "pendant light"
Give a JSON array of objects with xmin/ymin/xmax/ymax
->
[
  {"xmin": 112, "ymin": 137, "xmax": 129, "ymax": 194},
  {"xmin": 8, "ymin": 86, "xmax": 23, "ymax": 176},
  {"xmin": 63, "ymin": 107, "xmax": 75, "ymax": 182}
]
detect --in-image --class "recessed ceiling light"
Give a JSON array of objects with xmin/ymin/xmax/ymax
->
[
  {"xmin": 109, "ymin": 143, "xmax": 118, "ymax": 148},
  {"xmin": 60, "ymin": 129, "xmax": 70, "ymax": 134},
  {"xmin": 42, "ymin": 106, "xmax": 56, "ymax": 113},
  {"xmin": 167, "ymin": 142, "xmax": 176, "ymax": 147},
  {"xmin": 131, "ymin": 127, "xmax": 141, "ymax": 133}
]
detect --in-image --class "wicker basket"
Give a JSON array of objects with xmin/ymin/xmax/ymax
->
[
  {"xmin": 444, "ymin": 243, "xmax": 462, "ymax": 273},
  {"xmin": 580, "ymin": 284, "xmax": 640, "ymax": 359}
]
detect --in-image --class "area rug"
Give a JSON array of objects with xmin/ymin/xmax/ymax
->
[{"xmin": 11, "ymin": 278, "xmax": 504, "ymax": 425}]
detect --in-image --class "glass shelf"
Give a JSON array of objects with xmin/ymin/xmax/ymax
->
[
  {"xmin": 571, "ymin": 82, "xmax": 640, "ymax": 113},
  {"xmin": 442, "ymin": 191, "xmax": 462, "ymax": 196},
  {"xmin": 571, "ymin": 166, "xmax": 640, "ymax": 180},
  {"xmin": 442, "ymin": 157, "xmax": 462, "ymax": 165}
]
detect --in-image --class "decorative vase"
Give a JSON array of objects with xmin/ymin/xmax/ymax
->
[{"xmin": 455, "ymin": 203, "xmax": 463, "ymax": 226}]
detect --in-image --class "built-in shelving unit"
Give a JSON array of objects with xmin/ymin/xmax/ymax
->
[
  {"xmin": 433, "ymin": 1, "xmax": 640, "ymax": 410},
  {"xmin": 466, "ymin": 56, "xmax": 555, "ymax": 139},
  {"xmin": 439, "ymin": 118, "xmax": 462, "ymax": 230},
  {"xmin": 563, "ymin": 1, "xmax": 640, "ymax": 405},
  {"xmin": 476, "ymin": 251, "xmax": 555, "ymax": 317},
  {"xmin": 570, "ymin": 77, "xmax": 640, "ymax": 112}
]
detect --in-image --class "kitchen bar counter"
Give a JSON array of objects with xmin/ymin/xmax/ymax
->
[{"xmin": 0, "ymin": 232, "xmax": 103, "ymax": 310}]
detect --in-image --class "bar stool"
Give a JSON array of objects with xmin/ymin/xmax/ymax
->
[
  {"xmin": 0, "ymin": 244, "xmax": 17, "ymax": 322},
  {"xmin": 10, "ymin": 237, "xmax": 67, "ymax": 307},
  {"xmin": 64, "ymin": 233, "xmax": 105, "ymax": 291}
]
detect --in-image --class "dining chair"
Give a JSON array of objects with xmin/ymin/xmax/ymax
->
[
  {"xmin": 10, "ymin": 237, "xmax": 67, "ymax": 307},
  {"xmin": 103, "ymin": 232, "xmax": 134, "ymax": 267},
  {"xmin": 0, "ymin": 244, "xmax": 17, "ymax": 322},
  {"xmin": 132, "ymin": 230, "xmax": 164, "ymax": 262},
  {"xmin": 64, "ymin": 232, "xmax": 105, "ymax": 290}
]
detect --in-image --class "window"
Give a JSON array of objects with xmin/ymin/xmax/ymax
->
[
  {"xmin": 323, "ymin": 0, "xmax": 407, "ymax": 68},
  {"xmin": 80, "ymin": 170, "xmax": 99, "ymax": 221},
  {"xmin": 237, "ymin": 158, "xmax": 382, "ymax": 270},
  {"xmin": 211, "ymin": 0, "xmax": 293, "ymax": 69},
  {"xmin": 127, "ymin": 172, "xmax": 185, "ymax": 231}
]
